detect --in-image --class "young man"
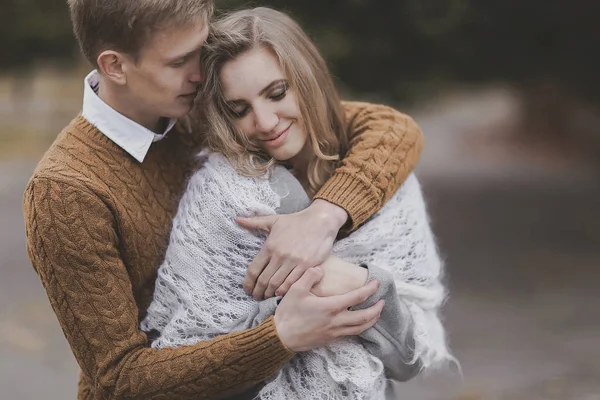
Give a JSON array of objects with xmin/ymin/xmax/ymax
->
[{"xmin": 23, "ymin": 0, "xmax": 424, "ymax": 399}]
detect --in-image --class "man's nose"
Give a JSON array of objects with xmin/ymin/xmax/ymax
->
[
  {"xmin": 189, "ymin": 54, "xmax": 203, "ymax": 83},
  {"xmin": 189, "ymin": 71, "xmax": 202, "ymax": 84}
]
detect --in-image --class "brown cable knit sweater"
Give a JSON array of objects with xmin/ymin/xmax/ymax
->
[{"xmin": 23, "ymin": 101, "xmax": 423, "ymax": 399}]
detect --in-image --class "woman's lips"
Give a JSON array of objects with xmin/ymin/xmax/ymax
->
[{"xmin": 260, "ymin": 123, "xmax": 292, "ymax": 148}]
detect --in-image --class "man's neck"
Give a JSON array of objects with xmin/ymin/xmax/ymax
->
[{"xmin": 96, "ymin": 75, "xmax": 164, "ymax": 133}]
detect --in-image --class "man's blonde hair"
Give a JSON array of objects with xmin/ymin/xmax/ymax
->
[
  {"xmin": 198, "ymin": 7, "xmax": 348, "ymax": 197},
  {"xmin": 67, "ymin": 0, "xmax": 214, "ymax": 66}
]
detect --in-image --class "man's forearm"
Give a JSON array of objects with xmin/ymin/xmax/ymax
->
[
  {"xmin": 24, "ymin": 179, "xmax": 294, "ymax": 400},
  {"xmin": 308, "ymin": 199, "xmax": 348, "ymax": 235},
  {"xmin": 315, "ymin": 101, "xmax": 424, "ymax": 230}
]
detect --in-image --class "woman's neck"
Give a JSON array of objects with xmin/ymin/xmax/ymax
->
[{"xmin": 288, "ymin": 142, "xmax": 314, "ymax": 193}]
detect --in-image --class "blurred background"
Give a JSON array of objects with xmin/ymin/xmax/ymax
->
[{"xmin": 1, "ymin": 0, "xmax": 599, "ymax": 399}]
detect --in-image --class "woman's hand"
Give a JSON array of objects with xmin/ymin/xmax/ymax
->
[
  {"xmin": 311, "ymin": 255, "xmax": 369, "ymax": 297},
  {"xmin": 236, "ymin": 199, "xmax": 348, "ymax": 300}
]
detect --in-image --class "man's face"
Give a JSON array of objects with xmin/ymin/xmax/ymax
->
[{"xmin": 123, "ymin": 17, "xmax": 209, "ymax": 121}]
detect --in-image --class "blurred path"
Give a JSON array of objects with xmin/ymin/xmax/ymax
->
[
  {"xmin": 401, "ymin": 88, "xmax": 600, "ymax": 399},
  {"xmin": 0, "ymin": 160, "xmax": 80, "ymax": 399},
  {"xmin": 1, "ymin": 88, "xmax": 599, "ymax": 399}
]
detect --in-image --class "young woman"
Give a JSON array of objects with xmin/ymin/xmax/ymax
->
[{"xmin": 142, "ymin": 7, "xmax": 453, "ymax": 399}]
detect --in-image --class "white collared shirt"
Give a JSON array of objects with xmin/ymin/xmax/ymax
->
[{"xmin": 81, "ymin": 70, "xmax": 177, "ymax": 162}]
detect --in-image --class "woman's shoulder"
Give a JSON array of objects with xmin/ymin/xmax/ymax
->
[
  {"xmin": 187, "ymin": 152, "xmax": 249, "ymax": 188},
  {"xmin": 182, "ymin": 151, "xmax": 279, "ymax": 210}
]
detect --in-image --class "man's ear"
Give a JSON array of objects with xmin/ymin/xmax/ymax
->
[{"xmin": 97, "ymin": 50, "xmax": 128, "ymax": 85}]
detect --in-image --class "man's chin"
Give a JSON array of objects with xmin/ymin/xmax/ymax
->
[{"xmin": 167, "ymin": 103, "xmax": 196, "ymax": 119}]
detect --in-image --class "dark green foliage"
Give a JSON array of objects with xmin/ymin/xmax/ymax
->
[
  {"xmin": 217, "ymin": 0, "xmax": 600, "ymax": 103},
  {"xmin": 0, "ymin": 0, "xmax": 73, "ymax": 68},
  {"xmin": 1, "ymin": 0, "xmax": 598, "ymax": 102}
]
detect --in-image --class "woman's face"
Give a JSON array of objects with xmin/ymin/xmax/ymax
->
[{"xmin": 220, "ymin": 46, "xmax": 308, "ymax": 161}]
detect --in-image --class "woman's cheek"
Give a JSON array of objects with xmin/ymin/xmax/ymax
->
[{"xmin": 237, "ymin": 120, "xmax": 252, "ymax": 138}]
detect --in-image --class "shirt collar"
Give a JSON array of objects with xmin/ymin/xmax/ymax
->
[{"xmin": 81, "ymin": 70, "xmax": 177, "ymax": 163}]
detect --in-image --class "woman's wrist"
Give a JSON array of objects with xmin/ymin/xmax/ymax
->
[{"xmin": 311, "ymin": 255, "xmax": 368, "ymax": 297}]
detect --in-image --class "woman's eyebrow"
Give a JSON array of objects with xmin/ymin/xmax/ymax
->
[
  {"xmin": 226, "ymin": 79, "xmax": 287, "ymax": 105},
  {"xmin": 258, "ymin": 79, "xmax": 287, "ymax": 96}
]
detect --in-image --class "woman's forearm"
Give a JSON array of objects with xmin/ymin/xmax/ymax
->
[
  {"xmin": 311, "ymin": 256, "xmax": 421, "ymax": 381},
  {"xmin": 353, "ymin": 264, "xmax": 421, "ymax": 381}
]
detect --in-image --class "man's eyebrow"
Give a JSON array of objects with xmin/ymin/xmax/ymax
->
[{"xmin": 165, "ymin": 46, "xmax": 201, "ymax": 63}]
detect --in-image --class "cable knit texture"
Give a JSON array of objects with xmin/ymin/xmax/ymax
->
[
  {"xmin": 23, "ymin": 101, "xmax": 422, "ymax": 400},
  {"xmin": 318, "ymin": 101, "xmax": 424, "ymax": 230}
]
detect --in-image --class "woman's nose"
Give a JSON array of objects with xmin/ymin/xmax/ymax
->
[{"xmin": 253, "ymin": 105, "xmax": 279, "ymax": 133}]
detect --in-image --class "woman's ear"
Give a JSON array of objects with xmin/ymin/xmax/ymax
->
[{"xmin": 97, "ymin": 50, "xmax": 128, "ymax": 85}]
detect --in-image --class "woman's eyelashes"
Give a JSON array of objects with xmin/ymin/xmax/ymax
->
[
  {"xmin": 229, "ymin": 82, "xmax": 289, "ymax": 119},
  {"xmin": 269, "ymin": 82, "xmax": 289, "ymax": 101},
  {"xmin": 230, "ymin": 106, "xmax": 250, "ymax": 118}
]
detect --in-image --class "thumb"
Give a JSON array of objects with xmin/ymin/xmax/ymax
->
[
  {"xmin": 292, "ymin": 266, "xmax": 324, "ymax": 293},
  {"xmin": 236, "ymin": 215, "xmax": 278, "ymax": 232}
]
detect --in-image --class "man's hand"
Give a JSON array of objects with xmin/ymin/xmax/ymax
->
[
  {"xmin": 274, "ymin": 267, "xmax": 384, "ymax": 352},
  {"xmin": 237, "ymin": 199, "xmax": 348, "ymax": 300}
]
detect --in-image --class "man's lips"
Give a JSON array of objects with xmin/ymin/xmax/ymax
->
[{"xmin": 181, "ymin": 88, "xmax": 199, "ymax": 98}]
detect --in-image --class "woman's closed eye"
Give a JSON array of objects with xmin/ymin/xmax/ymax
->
[
  {"xmin": 269, "ymin": 82, "xmax": 289, "ymax": 101},
  {"xmin": 230, "ymin": 104, "xmax": 250, "ymax": 118},
  {"xmin": 228, "ymin": 82, "xmax": 290, "ymax": 119}
]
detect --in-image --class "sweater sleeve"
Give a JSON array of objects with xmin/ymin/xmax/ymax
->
[
  {"xmin": 352, "ymin": 265, "xmax": 421, "ymax": 382},
  {"xmin": 23, "ymin": 177, "xmax": 293, "ymax": 400},
  {"xmin": 314, "ymin": 101, "xmax": 424, "ymax": 230}
]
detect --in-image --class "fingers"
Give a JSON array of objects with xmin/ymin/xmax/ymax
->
[
  {"xmin": 288, "ymin": 266, "xmax": 324, "ymax": 294},
  {"xmin": 252, "ymin": 258, "xmax": 282, "ymax": 300},
  {"xmin": 330, "ymin": 300, "xmax": 384, "ymax": 338},
  {"xmin": 264, "ymin": 260, "xmax": 296, "ymax": 299},
  {"xmin": 337, "ymin": 300, "xmax": 384, "ymax": 327},
  {"xmin": 236, "ymin": 215, "xmax": 278, "ymax": 232},
  {"xmin": 330, "ymin": 279, "xmax": 380, "ymax": 311},
  {"xmin": 275, "ymin": 263, "xmax": 310, "ymax": 297},
  {"xmin": 243, "ymin": 247, "xmax": 270, "ymax": 295},
  {"xmin": 335, "ymin": 313, "xmax": 381, "ymax": 337}
]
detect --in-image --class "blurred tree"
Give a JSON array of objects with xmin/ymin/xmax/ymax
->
[
  {"xmin": 217, "ymin": 0, "xmax": 600, "ymax": 148},
  {"xmin": 0, "ymin": 0, "xmax": 74, "ymax": 69},
  {"xmin": 216, "ymin": 0, "xmax": 599, "ymax": 103},
  {"xmin": 1, "ymin": 0, "xmax": 599, "ymax": 147},
  {"xmin": 2, "ymin": 0, "xmax": 597, "ymax": 102}
]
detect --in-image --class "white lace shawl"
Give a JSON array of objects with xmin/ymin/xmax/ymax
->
[{"xmin": 141, "ymin": 153, "xmax": 450, "ymax": 400}]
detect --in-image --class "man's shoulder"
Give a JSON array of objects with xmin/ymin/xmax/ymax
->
[{"xmin": 28, "ymin": 114, "xmax": 115, "ymax": 194}]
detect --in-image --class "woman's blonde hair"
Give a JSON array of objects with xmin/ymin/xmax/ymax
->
[{"xmin": 198, "ymin": 7, "xmax": 348, "ymax": 196}]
